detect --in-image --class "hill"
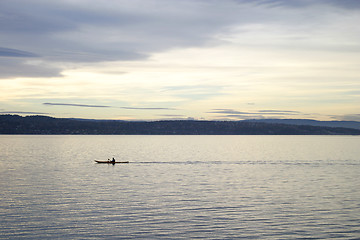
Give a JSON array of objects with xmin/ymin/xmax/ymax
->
[
  {"xmin": 1, "ymin": 114, "xmax": 360, "ymax": 135},
  {"xmin": 245, "ymin": 119, "xmax": 360, "ymax": 130}
]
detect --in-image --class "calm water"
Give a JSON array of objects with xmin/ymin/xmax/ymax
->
[{"xmin": 0, "ymin": 135, "xmax": 359, "ymax": 239}]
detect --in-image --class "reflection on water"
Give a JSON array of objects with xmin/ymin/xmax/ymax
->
[{"xmin": 1, "ymin": 135, "xmax": 360, "ymax": 239}]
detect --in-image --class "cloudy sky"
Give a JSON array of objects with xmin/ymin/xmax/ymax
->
[{"xmin": 1, "ymin": 0, "xmax": 360, "ymax": 121}]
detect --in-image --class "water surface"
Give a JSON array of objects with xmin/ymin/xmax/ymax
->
[{"xmin": 1, "ymin": 135, "xmax": 359, "ymax": 239}]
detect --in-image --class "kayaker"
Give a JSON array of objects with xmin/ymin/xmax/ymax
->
[{"xmin": 111, "ymin": 157, "xmax": 115, "ymax": 163}]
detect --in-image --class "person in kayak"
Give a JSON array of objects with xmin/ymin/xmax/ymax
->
[{"xmin": 111, "ymin": 157, "xmax": 115, "ymax": 163}]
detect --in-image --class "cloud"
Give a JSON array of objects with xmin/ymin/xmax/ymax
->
[
  {"xmin": 244, "ymin": 0, "xmax": 360, "ymax": 9},
  {"xmin": 43, "ymin": 102, "xmax": 175, "ymax": 110},
  {"xmin": 221, "ymin": 114, "xmax": 265, "ymax": 120},
  {"xmin": 0, "ymin": 47, "xmax": 60, "ymax": 79},
  {"xmin": 0, "ymin": 58, "xmax": 62, "ymax": 79},
  {"xmin": 156, "ymin": 115, "xmax": 195, "ymax": 121},
  {"xmin": 0, "ymin": 47, "xmax": 38, "ymax": 57},
  {"xmin": 158, "ymin": 114, "xmax": 185, "ymax": 117},
  {"xmin": 43, "ymin": 103, "xmax": 111, "ymax": 108},
  {"xmin": 1, "ymin": 0, "xmax": 359, "ymax": 79},
  {"xmin": 209, "ymin": 109, "xmax": 249, "ymax": 114},
  {"xmin": 245, "ymin": 0, "xmax": 313, "ymax": 8},
  {"xmin": 120, "ymin": 107, "xmax": 175, "ymax": 110},
  {"xmin": 258, "ymin": 110, "xmax": 301, "ymax": 114},
  {"xmin": 344, "ymin": 90, "xmax": 360, "ymax": 95},
  {"xmin": 0, "ymin": 0, "xmax": 240, "ymax": 61},
  {"xmin": 318, "ymin": 0, "xmax": 360, "ymax": 9},
  {"xmin": 0, "ymin": 0, "xmax": 247, "ymax": 78},
  {"xmin": 0, "ymin": 111, "xmax": 49, "ymax": 115},
  {"xmin": 208, "ymin": 109, "xmax": 303, "ymax": 119}
]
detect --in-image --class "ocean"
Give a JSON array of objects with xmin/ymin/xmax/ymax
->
[{"xmin": 1, "ymin": 135, "xmax": 359, "ymax": 239}]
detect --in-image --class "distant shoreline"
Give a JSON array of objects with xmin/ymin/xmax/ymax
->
[{"xmin": 1, "ymin": 114, "xmax": 360, "ymax": 135}]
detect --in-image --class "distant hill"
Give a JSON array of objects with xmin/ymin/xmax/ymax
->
[
  {"xmin": 1, "ymin": 114, "xmax": 360, "ymax": 135},
  {"xmin": 245, "ymin": 119, "xmax": 360, "ymax": 130}
]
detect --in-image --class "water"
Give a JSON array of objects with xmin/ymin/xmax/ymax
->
[{"xmin": 0, "ymin": 135, "xmax": 359, "ymax": 239}]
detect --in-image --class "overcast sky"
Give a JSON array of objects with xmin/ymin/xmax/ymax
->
[{"xmin": 1, "ymin": 0, "xmax": 360, "ymax": 121}]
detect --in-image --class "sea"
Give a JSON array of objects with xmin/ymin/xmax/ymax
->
[{"xmin": 0, "ymin": 135, "xmax": 359, "ymax": 239}]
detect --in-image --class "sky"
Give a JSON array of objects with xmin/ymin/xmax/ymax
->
[{"xmin": 1, "ymin": 0, "xmax": 360, "ymax": 121}]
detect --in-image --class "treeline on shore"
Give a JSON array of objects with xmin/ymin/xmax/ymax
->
[{"xmin": 1, "ymin": 114, "xmax": 360, "ymax": 135}]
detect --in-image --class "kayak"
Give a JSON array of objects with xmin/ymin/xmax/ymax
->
[{"xmin": 95, "ymin": 160, "xmax": 129, "ymax": 164}]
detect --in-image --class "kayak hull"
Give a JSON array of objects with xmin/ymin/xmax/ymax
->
[{"xmin": 95, "ymin": 160, "xmax": 129, "ymax": 164}]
